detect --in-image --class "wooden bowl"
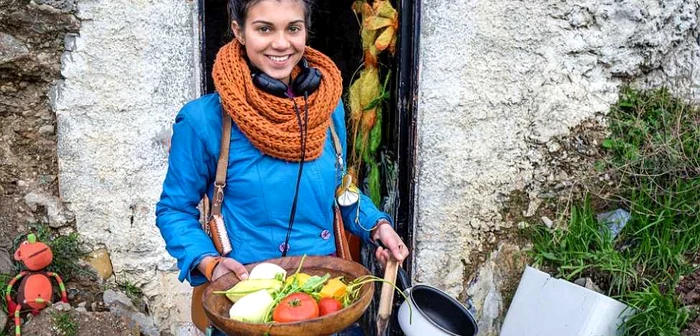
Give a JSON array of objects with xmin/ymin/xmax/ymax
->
[{"xmin": 202, "ymin": 256, "xmax": 374, "ymax": 336}]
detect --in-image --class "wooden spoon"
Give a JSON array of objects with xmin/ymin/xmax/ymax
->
[{"xmin": 376, "ymin": 257, "xmax": 399, "ymax": 336}]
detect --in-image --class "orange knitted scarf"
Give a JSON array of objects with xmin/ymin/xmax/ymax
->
[{"xmin": 212, "ymin": 41, "xmax": 343, "ymax": 162}]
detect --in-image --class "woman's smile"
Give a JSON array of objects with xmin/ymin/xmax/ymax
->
[
  {"xmin": 267, "ymin": 55, "xmax": 291, "ymax": 63},
  {"xmin": 266, "ymin": 54, "xmax": 293, "ymax": 68}
]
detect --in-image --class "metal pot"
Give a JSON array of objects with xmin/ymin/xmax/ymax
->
[{"xmin": 395, "ymin": 268, "xmax": 478, "ymax": 336}]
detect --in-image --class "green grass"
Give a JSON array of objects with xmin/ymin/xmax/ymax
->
[
  {"xmin": 529, "ymin": 87, "xmax": 699, "ymax": 336},
  {"xmin": 52, "ymin": 311, "xmax": 78, "ymax": 336},
  {"xmin": 121, "ymin": 281, "xmax": 142, "ymax": 299},
  {"xmin": 1, "ymin": 274, "xmax": 14, "ymax": 336},
  {"xmin": 624, "ymin": 285, "xmax": 690, "ymax": 336},
  {"xmin": 0, "ymin": 273, "xmax": 12, "ymax": 314}
]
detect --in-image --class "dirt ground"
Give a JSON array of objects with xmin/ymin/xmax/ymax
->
[
  {"xmin": 20, "ymin": 303, "xmax": 141, "ymax": 336},
  {"xmin": 492, "ymin": 116, "xmax": 615, "ymax": 295},
  {"xmin": 678, "ymin": 255, "xmax": 700, "ymax": 336}
]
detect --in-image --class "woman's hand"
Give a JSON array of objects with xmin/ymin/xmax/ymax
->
[
  {"xmin": 198, "ymin": 256, "xmax": 249, "ymax": 282},
  {"xmin": 212, "ymin": 257, "xmax": 249, "ymax": 282},
  {"xmin": 371, "ymin": 220, "xmax": 410, "ymax": 267}
]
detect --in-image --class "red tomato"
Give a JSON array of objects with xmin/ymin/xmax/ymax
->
[
  {"xmin": 272, "ymin": 293, "xmax": 319, "ymax": 322},
  {"xmin": 318, "ymin": 297, "xmax": 343, "ymax": 316}
]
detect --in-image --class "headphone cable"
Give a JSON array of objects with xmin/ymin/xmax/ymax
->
[{"xmin": 281, "ymin": 93, "xmax": 309, "ymax": 257}]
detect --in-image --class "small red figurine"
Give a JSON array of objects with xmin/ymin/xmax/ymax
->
[{"xmin": 5, "ymin": 233, "xmax": 68, "ymax": 336}]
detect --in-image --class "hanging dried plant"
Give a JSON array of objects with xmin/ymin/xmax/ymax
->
[{"xmin": 347, "ymin": 0, "xmax": 398, "ymax": 205}]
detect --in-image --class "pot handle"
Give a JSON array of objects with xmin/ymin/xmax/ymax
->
[
  {"xmin": 372, "ymin": 239, "xmax": 412, "ymax": 291},
  {"xmin": 397, "ymin": 267, "xmax": 411, "ymax": 292}
]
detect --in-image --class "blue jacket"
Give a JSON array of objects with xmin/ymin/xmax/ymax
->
[{"xmin": 156, "ymin": 93, "xmax": 392, "ymax": 286}]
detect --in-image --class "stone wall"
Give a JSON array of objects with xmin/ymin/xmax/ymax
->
[
  {"xmin": 415, "ymin": 1, "xmax": 699, "ymax": 335},
  {"xmin": 54, "ymin": 0, "xmax": 199, "ymax": 333},
  {"xmin": 0, "ymin": 0, "xmax": 79, "ymax": 254}
]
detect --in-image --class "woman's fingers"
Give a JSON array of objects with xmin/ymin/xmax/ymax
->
[
  {"xmin": 373, "ymin": 225, "xmax": 410, "ymax": 264},
  {"xmin": 375, "ymin": 247, "xmax": 389, "ymax": 266},
  {"xmin": 386, "ymin": 239, "xmax": 408, "ymax": 262},
  {"xmin": 212, "ymin": 257, "xmax": 249, "ymax": 281}
]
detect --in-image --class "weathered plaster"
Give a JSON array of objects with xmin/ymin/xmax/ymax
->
[
  {"xmin": 415, "ymin": 1, "xmax": 699, "ymax": 334},
  {"xmin": 55, "ymin": 0, "xmax": 199, "ymax": 332}
]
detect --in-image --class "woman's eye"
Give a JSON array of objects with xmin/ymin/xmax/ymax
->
[
  {"xmin": 258, "ymin": 26, "xmax": 271, "ymax": 33},
  {"xmin": 288, "ymin": 26, "xmax": 301, "ymax": 33}
]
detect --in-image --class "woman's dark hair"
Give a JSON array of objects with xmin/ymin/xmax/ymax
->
[{"xmin": 228, "ymin": 0, "xmax": 315, "ymax": 32}]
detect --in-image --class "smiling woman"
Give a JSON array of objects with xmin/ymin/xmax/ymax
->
[{"xmin": 155, "ymin": 0, "xmax": 410, "ymax": 335}]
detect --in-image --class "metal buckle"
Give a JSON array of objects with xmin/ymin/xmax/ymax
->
[
  {"xmin": 335, "ymin": 153, "xmax": 344, "ymax": 171},
  {"xmin": 213, "ymin": 183, "xmax": 225, "ymax": 204}
]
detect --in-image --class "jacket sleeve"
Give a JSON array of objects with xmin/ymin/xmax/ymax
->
[
  {"xmin": 339, "ymin": 193, "xmax": 394, "ymax": 243},
  {"xmin": 332, "ymin": 101, "xmax": 394, "ymax": 243},
  {"xmin": 156, "ymin": 106, "xmax": 218, "ymax": 286}
]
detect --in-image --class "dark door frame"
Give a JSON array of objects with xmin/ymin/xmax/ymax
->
[
  {"xmin": 391, "ymin": 0, "xmax": 420, "ymax": 276},
  {"xmin": 381, "ymin": 1, "xmax": 420, "ymax": 334}
]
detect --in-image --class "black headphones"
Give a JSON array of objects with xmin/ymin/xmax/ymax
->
[
  {"xmin": 250, "ymin": 58, "xmax": 322, "ymax": 98},
  {"xmin": 246, "ymin": 57, "xmax": 321, "ymax": 257}
]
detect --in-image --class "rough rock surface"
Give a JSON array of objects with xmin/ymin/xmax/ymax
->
[
  {"xmin": 416, "ymin": 1, "xmax": 699, "ymax": 334},
  {"xmin": 0, "ymin": 248, "xmax": 13, "ymax": 274},
  {"xmin": 0, "ymin": 0, "xmax": 79, "ymax": 256},
  {"xmin": 85, "ymin": 248, "xmax": 113, "ymax": 280},
  {"xmin": 0, "ymin": 313, "xmax": 6, "ymax": 334},
  {"xmin": 466, "ymin": 243, "xmax": 528, "ymax": 334},
  {"xmin": 21, "ymin": 302, "xmax": 141, "ymax": 336},
  {"xmin": 103, "ymin": 289, "xmax": 159, "ymax": 336},
  {"xmin": 53, "ymin": 0, "xmax": 198, "ymax": 332}
]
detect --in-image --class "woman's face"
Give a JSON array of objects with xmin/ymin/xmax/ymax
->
[{"xmin": 233, "ymin": 0, "xmax": 307, "ymax": 85}]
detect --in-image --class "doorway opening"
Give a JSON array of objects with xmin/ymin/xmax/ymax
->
[{"xmin": 199, "ymin": 1, "xmax": 419, "ymax": 333}]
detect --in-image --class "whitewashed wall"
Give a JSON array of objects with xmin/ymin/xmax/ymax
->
[
  {"xmin": 415, "ymin": 1, "xmax": 699, "ymax": 334},
  {"xmin": 55, "ymin": 0, "xmax": 200, "ymax": 333}
]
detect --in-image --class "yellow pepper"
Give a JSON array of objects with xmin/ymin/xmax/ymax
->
[
  {"xmin": 320, "ymin": 278, "xmax": 347, "ymax": 299},
  {"xmin": 285, "ymin": 273, "xmax": 312, "ymax": 287}
]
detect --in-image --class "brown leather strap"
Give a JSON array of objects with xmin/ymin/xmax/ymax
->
[
  {"xmin": 211, "ymin": 114, "xmax": 231, "ymax": 217},
  {"xmin": 192, "ymin": 111, "xmax": 233, "ymax": 333},
  {"xmin": 329, "ymin": 123, "xmax": 353, "ymax": 261},
  {"xmin": 204, "ymin": 111, "xmax": 233, "ymax": 256}
]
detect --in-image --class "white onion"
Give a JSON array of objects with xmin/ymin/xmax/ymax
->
[
  {"xmin": 248, "ymin": 262, "xmax": 287, "ymax": 280},
  {"xmin": 228, "ymin": 289, "xmax": 275, "ymax": 323}
]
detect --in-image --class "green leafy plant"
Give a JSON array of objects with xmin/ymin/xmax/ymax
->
[
  {"xmin": 52, "ymin": 311, "xmax": 78, "ymax": 336},
  {"xmin": 529, "ymin": 198, "xmax": 639, "ymax": 295}
]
